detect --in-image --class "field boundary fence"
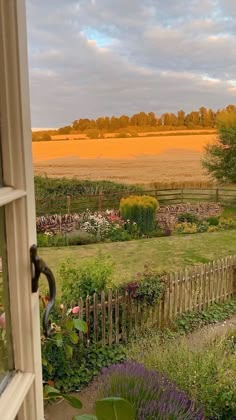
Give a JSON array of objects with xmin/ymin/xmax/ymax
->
[
  {"xmin": 71, "ymin": 256, "xmax": 236, "ymax": 346},
  {"xmin": 36, "ymin": 187, "xmax": 236, "ymax": 215}
]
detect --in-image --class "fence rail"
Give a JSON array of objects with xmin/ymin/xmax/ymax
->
[
  {"xmin": 73, "ymin": 256, "xmax": 236, "ymax": 346},
  {"xmin": 35, "ymin": 187, "xmax": 236, "ymax": 215}
]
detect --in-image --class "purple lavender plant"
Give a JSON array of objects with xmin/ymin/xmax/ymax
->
[{"xmin": 100, "ymin": 361, "xmax": 205, "ymax": 420}]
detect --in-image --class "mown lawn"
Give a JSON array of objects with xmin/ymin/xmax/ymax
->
[{"xmin": 40, "ymin": 229, "xmax": 236, "ymax": 293}]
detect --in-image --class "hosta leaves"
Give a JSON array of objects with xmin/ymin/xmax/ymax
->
[
  {"xmin": 44, "ymin": 385, "xmax": 60, "ymax": 397},
  {"xmin": 74, "ymin": 416, "xmax": 97, "ymax": 420},
  {"xmin": 62, "ymin": 395, "xmax": 82, "ymax": 409},
  {"xmin": 95, "ymin": 397, "xmax": 134, "ymax": 420}
]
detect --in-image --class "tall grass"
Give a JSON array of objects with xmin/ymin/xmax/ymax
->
[{"xmin": 128, "ymin": 334, "xmax": 236, "ymax": 419}]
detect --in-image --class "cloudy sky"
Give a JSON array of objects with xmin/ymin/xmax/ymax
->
[{"xmin": 26, "ymin": 0, "xmax": 236, "ymax": 128}]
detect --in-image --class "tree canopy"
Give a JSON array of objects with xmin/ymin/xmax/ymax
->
[{"xmin": 202, "ymin": 106, "xmax": 236, "ymax": 183}]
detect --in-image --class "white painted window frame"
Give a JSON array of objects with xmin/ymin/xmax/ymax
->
[{"xmin": 0, "ymin": 1, "xmax": 44, "ymax": 419}]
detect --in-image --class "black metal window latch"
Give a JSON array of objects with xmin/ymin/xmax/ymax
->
[{"xmin": 30, "ymin": 244, "xmax": 56, "ymax": 337}]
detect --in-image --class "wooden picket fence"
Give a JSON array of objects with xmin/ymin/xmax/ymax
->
[{"xmin": 75, "ymin": 256, "xmax": 236, "ymax": 346}]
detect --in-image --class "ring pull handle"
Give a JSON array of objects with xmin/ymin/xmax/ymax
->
[{"xmin": 30, "ymin": 244, "xmax": 56, "ymax": 337}]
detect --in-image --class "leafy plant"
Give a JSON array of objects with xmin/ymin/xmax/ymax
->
[
  {"xmin": 205, "ymin": 216, "xmax": 219, "ymax": 226},
  {"xmin": 122, "ymin": 267, "xmax": 166, "ymax": 306},
  {"xmin": 174, "ymin": 298, "xmax": 236, "ymax": 334},
  {"xmin": 196, "ymin": 221, "xmax": 209, "ymax": 233},
  {"xmin": 42, "ymin": 304, "xmax": 126, "ymax": 393},
  {"xmin": 106, "ymin": 226, "xmax": 132, "ymax": 242},
  {"xmin": 178, "ymin": 212, "xmax": 199, "ymax": 224},
  {"xmin": 42, "ymin": 313, "xmax": 88, "ymax": 391},
  {"xmin": 60, "ymin": 256, "xmax": 114, "ymax": 303}
]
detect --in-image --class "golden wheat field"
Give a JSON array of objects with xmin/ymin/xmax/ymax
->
[{"xmin": 33, "ymin": 132, "xmax": 216, "ymax": 184}]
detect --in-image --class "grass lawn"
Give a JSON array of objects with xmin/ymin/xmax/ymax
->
[{"xmin": 40, "ymin": 229, "xmax": 236, "ymax": 294}]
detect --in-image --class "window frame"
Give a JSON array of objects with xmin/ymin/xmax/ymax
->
[{"xmin": 0, "ymin": 1, "xmax": 44, "ymax": 419}]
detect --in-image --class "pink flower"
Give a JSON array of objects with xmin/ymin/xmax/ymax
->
[
  {"xmin": 72, "ymin": 306, "xmax": 80, "ymax": 314},
  {"xmin": 0, "ymin": 312, "xmax": 6, "ymax": 329}
]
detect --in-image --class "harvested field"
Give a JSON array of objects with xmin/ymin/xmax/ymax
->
[
  {"xmin": 50, "ymin": 129, "xmax": 216, "ymax": 141},
  {"xmin": 33, "ymin": 133, "xmax": 216, "ymax": 184}
]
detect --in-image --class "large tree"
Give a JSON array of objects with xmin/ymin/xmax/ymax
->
[{"xmin": 202, "ymin": 108, "xmax": 236, "ymax": 182}]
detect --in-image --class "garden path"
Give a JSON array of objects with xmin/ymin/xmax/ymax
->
[{"xmin": 181, "ymin": 314, "xmax": 236, "ymax": 351}]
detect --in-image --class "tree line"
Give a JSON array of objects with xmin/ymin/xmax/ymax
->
[
  {"xmin": 64, "ymin": 105, "xmax": 236, "ymax": 133},
  {"xmin": 32, "ymin": 104, "xmax": 235, "ymax": 141}
]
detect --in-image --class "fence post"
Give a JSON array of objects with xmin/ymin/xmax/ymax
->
[
  {"xmin": 215, "ymin": 188, "xmax": 219, "ymax": 203},
  {"xmin": 108, "ymin": 289, "xmax": 113, "ymax": 346},
  {"xmin": 155, "ymin": 188, "xmax": 158, "ymax": 200},
  {"xmin": 233, "ymin": 266, "xmax": 236, "ymax": 296},
  {"xmin": 181, "ymin": 188, "xmax": 184, "ymax": 203},
  {"xmin": 66, "ymin": 195, "xmax": 71, "ymax": 214}
]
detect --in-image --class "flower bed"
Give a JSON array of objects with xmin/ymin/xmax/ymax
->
[{"xmin": 36, "ymin": 203, "xmax": 236, "ymax": 247}]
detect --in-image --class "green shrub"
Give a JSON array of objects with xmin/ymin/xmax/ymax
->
[
  {"xmin": 66, "ymin": 230, "xmax": 97, "ymax": 245},
  {"xmin": 205, "ymin": 216, "xmax": 219, "ymax": 226},
  {"xmin": 60, "ymin": 256, "xmax": 114, "ymax": 303},
  {"xmin": 178, "ymin": 212, "xmax": 199, "ymax": 224},
  {"xmin": 43, "ymin": 338, "xmax": 125, "ymax": 393},
  {"xmin": 120, "ymin": 195, "xmax": 158, "ymax": 234},
  {"xmin": 106, "ymin": 226, "xmax": 132, "ymax": 242},
  {"xmin": 37, "ymin": 233, "xmax": 68, "ymax": 247},
  {"xmin": 37, "ymin": 233, "xmax": 52, "ymax": 247},
  {"xmin": 196, "ymin": 221, "xmax": 209, "ymax": 233},
  {"xmin": 123, "ymin": 267, "xmax": 166, "ymax": 306}
]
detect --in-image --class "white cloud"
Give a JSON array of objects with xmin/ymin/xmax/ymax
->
[{"xmin": 26, "ymin": 0, "xmax": 236, "ymax": 127}]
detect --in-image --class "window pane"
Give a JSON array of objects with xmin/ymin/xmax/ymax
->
[{"xmin": 0, "ymin": 114, "xmax": 14, "ymax": 394}]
